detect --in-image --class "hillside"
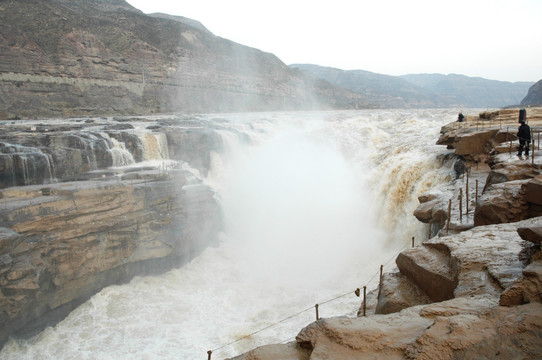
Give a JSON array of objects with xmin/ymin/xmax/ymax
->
[
  {"xmin": 400, "ymin": 73, "xmax": 532, "ymax": 108},
  {"xmin": 0, "ymin": 0, "xmax": 373, "ymax": 119},
  {"xmin": 292, "ymin": 65, "xmax": 533, "ymax": 109},
  {"xmin": 290, "ymin": 64, "xmax": 447, "ymax": 108}
]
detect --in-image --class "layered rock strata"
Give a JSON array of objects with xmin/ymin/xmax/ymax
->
[
  {"xmin": 0, "ymin": 116, "xmax": 226, "ymax": 348},
  {"xmin": 0, "ymin": 0, "xmax": 372, "ymax": 120}
]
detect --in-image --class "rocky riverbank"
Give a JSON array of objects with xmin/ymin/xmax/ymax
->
[
  {"xmin": 0, "ymin": 116, "xmax": 225, "ymax": 348},
  {"xmin": 231, "ymin": 108, "xmax": 542, "ymax": 360}
]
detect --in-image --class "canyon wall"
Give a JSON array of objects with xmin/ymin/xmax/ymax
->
[
  {"xmin": 0, "ymin": 116, "xmax": 224, "ymax": 347},
  {"xmin": 0, "ymin": 0, "xmax": 372, "ymax": 120}
]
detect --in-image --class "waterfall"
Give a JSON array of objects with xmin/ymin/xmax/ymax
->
[
  {"xmin": 0, "ymin": 109, "xmax": 460, "ymax": 360},
  {"xmin": 139, "ymin": 132, "xmax": 169, "ymax": 161},
  {"xmin": 102, "ymin": 134, "xmax": 135, "ymax": 167},
  {"xmin": 0, "ymin": 142, "xmax": 55, "ymax": 187}
]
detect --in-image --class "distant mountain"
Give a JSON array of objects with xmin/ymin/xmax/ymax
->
[
  {"xmin": 400, "ymin": 74, "xmax": 533, "ymax": 108},
  {"xmin": 0, "ymin": 0, "xmax": 372, "ymax": 119},
  {"xmin": 291, "ymin": 65, "xmax": 534, "ymax": 109},
  {"xmin": 290, "ymin": 64, "xmax": 446, "ymax": 108},
  {"xmin": 520, "ymin": 79, "xmax": 542, "ymax": 106}
]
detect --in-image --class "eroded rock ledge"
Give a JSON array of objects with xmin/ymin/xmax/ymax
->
[
  {"xmin": 0, "ymin": 117, "xmax": 226, "ymax": 348},
  {"xmin": 231, "ymin": 108, "xmax": 542, "ymax": 360}
]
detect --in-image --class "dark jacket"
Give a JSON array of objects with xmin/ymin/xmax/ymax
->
[{"xmin": 517, "ymin": 123, "xmax": 531, "ymax": 141}]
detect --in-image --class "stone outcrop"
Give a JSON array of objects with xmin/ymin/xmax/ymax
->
[
  {"xmin": 0, "ymin": 169, "xmax": 221, "ymax": 346},
  {"xmin": 499, "ymin": 226, "xmax": 542, "ymax": 306},
  {"xmin": 374, "ymin": 272, "xmax": 431, "ymax": 315},
  {"xmin": 233, "ymin": 297, "xmax": 542, "ymax": 360},
  {"xmin": 0, "ymin": 116, "xmax": 229, "ymax": 347},
  {"xmin": 395, "ymin": 244, "xmax": 459, "ymax": 302},
  {"xmin": 294, "ymin": 299, "xmax": 542, "ymax": 360}
]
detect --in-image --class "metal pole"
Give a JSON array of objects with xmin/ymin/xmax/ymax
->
[
  {"xmin": 315, "ymin": 304, "xmax": 319, "ymax": 320},
  {"xmin": 411, "ymin": 236, "xmax": 415, "ymax": 248},
  {"xmin": 378, "ymin": 263, "xmax": 383, "ymax": 298},
  {"xmin": 362, "ymin": 286, "xmax": 367, "ymax": 316},
  {"xmin": 446, "ymin": 199, "xmax": 452, "ymax": 234},
  {"xmin": 475, "ymin": 179, "xmax": 479, "ymax": 204},
  {"xmin": 459, "ymin": 188, "xmax": 463, "ymax": 222},
  {"xmin": 207, "ymin": 350, "xmax": 212, "ymax": 360},
  {"xmin": 508, "ymin": 127, "xmax": 511, "ymax": 155},
  {"xmin": 466, "ymin": 171, "xmax": 469, "ymax": 216},
  {"xmin": 532, "ymin": 136, "xmax": 535, "ymax": 168}
]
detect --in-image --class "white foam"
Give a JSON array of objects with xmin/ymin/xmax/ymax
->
[{"xmin": 1, "ymin": 109, "xmax": 461, "ymax": 360}]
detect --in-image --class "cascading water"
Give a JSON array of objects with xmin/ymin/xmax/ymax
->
[
  {"xmin": 0, "ymin": 109, "xmax": 459, "ymax": 360},
  {"xmin": 139, "ymin": 132, "xmax": 169, "ymax": 161},
  {"xmin": 0, "ymin": 143, "xmax": 55, "ymax": 187}
]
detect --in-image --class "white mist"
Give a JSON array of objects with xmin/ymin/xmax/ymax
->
[
  {"xmin": 0, "ymin": 109, "xmax": 460, "ymax": 360},
  {"xmin": 221, "ymin": 127, "xmax": 380, "ymax": 287}
]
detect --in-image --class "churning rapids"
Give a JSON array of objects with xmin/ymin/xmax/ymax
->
[{"xmin": 2, "ymin": 109, "xmax": 462, "ymax": 359}]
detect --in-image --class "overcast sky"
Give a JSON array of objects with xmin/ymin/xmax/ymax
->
[{"xmin": 125, "ymin": 0, "xmax": 542, "ymax": 83}]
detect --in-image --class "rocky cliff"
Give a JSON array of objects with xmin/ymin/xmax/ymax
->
[
  {"xmin": 231, "ymin": 108, "xmax": 542, "ymax": 360},
  {"xmin": 521, "ymin": 79, "xmax": 542, "ymax": 106},
  {"xmin": 0, "ymin": 116, "xmax": 228, "ymax": 347},
  {"xmin": 0, "ymin": 0, "xmax": 372, "ymax": 120}
]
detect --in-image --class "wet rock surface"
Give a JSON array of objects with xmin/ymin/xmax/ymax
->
[
  {"xmin": 0, "ymin": 116, "xmax": 230, "ymax": 348},
  {"xmin": 231, "ymin": 108, "xmax": 542, "ymax": 360}
]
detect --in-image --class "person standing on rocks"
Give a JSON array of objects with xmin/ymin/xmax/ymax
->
[{"xmin": 517, "ymin": 109, "xmax": 531, "ymax": 157}]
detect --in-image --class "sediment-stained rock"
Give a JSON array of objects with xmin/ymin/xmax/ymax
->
[
  {"xmin": 500, "ymin": 260, "xmax": 542, "ymax": 306},
  {"xmin": 517, "ymin": 226, "xmax": 542, "ymax": 245},
  {"xmin": 474, "ymin": 180, "xmax": 530, "ymax": 226},
  {"xmin": 0, "ymin": 170, "xmax": 221, "ymax": 347},
  {"xmin": 396, "ymin": 244, "xmax": 459, "ymax": 302},
  {"xmin": 234, "ymin": 297, "xmax": 542, "ymax": 360},
  {"xmin": 375, "ymin": 272, "xmax": 432, "ymax": 314}
]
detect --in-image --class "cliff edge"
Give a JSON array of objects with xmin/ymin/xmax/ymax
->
[{"xmin": 231, "ymin": 108, "xmax": 542, "ymax": 360}]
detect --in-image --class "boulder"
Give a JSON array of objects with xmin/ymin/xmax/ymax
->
[
  {"xmin": 474, "ymin": 180, "xmax": 529, "ymax": 226},
  {"xmin": 375, "ymin": 272, "xmax": 432, "ymax": 314},
  {"xmin": 524, "ymin": 175, "xmax": 542, "ymax": 206},
  {"xmin": 483, "ymin": 165, "xmax": 539, "ymax": 192},
  {"xmin": 413, "ymin": 198, "xmax": 448, "ymax": 226},
  {"xmin": 500, "ymin": 260, "xmax": 542, "ymax": 306},
  {"xmin": 437, "ymin": 128, "xmax": 498, "ymax": 162},
  {"xmin": 229, "ymin": 342, "xmax": 310, "ymax": 360},
  {"xmin": 517, "ymin": 226, "xmax": 542, "ymax": 245},
  {"xmin": 395, "ymin": 244, "xmax": 459, "ymax": 302}
]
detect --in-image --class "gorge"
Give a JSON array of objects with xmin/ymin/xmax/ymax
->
[
  {"xmin": 1, "ymin": 109, "xmax": 467, "ymax": 358},
  {"xmin": 1, "ymin": 108, "xmax": 541, "ymax": 359},
  {"xmin": 1, "ymin": 1, "xmax": 541, "ymax": 359}
]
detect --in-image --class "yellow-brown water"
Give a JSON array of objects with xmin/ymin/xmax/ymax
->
[{"xmin": 1, "ymin": 109, "xmax": 465, "ymax": 359}]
